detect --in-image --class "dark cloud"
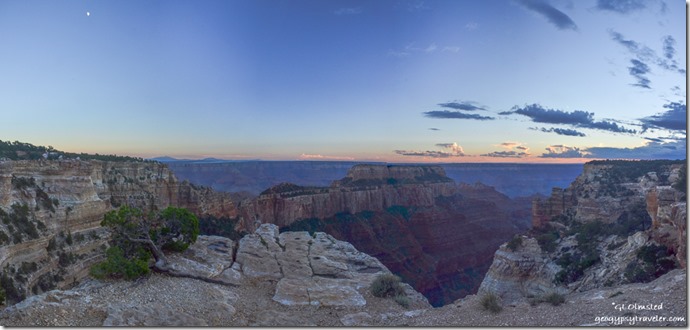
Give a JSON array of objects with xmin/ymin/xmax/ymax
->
[
  {"xmin": 516, "ymin": 146, "xmax": 529, "ymax": 151},
  {"xmin": 481, "ymin": 151, "xmax": 530, "ymax": 158},
  {"xmin": 662, "ymin": 36, "xmax": 676, "ymax": 60},
  {"xmin": 428, "ymin": 128, "xmax": 440, "ymax": 131},
  {"xmin": 628, "ymin": 59, "xmax": 651, "ymax": 89},
  {"xmin": 518, "ymin": 0, "xmax": 578, "ymax": 31},
  {"xmin": 538, "ymin": 127, "xmax": 587, "ymax": 137},
  {"xmin": 438, "ymin": 101, "xmax": 486, "ymax": 111},
  {"xmin": 640, "ymin": 102, "xmax": 687, "ymax": 131},
  {"xmin": 539, "ymin": 140, "xmax": 687, "ymax": 160},
  {"xmin": 504, "ymin": 104, "xmax": 636, "ymax": 134},
  {"xmin": 596, "ymin": 0, "xmax": 646, "ymax": 13},
  {"xmin": 644, "ymin": 137, "xmax": 664, "ymax": 143},
  {"xmin": 423, "ymin": 110, "xmax": 495, "ymax": 120}
]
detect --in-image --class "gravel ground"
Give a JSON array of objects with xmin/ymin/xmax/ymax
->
[{"xmin": 1, "ymin": 269, "xmax": 686, "ymax": 327}]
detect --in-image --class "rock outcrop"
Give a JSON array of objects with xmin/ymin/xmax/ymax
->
[
  {"xmin": 253, "ymin": 165, "xmax": 531, "ymax": 306},
  {"xmin": 236, "ymin": 165, "xmax": 457, "ymax": 232},
  {"xmin": 0, "ymin": 159, "xmax": 236, "ymax": 304},
  {"xmin": 482, "ymin": 160, "xmax": 686, "ymax": 304},
  {"xmin": 0, "ymin": 225, "xmax": 431, "ymax": 326}
]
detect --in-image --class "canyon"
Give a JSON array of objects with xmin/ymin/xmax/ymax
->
[{"xmin": 0, "ymin": 157, "xmax": 685, "ymax": 326}]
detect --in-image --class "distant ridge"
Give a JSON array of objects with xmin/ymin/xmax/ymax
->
[{"xmin": 150, "ymin": 156, "xmax": 262, "ymax": 163}]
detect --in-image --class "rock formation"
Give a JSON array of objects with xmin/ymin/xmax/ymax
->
[
  {"xmin": 236, "ymin": 164, "xmax": 457, "ymax": 232},
  {"xmin": 0, "ymin": 159, "xmax": 236, "ymax": 304},
  {"xmin": 481, "ymin": 160, "xmax": 686, "ymax": 304},
  {"xmin": 247, "ymin": 165, "xmax": 531, "ymax": 306},
  {"xmin": 0, "ymin": 225, "xmax": 431, "ymax": 326}
]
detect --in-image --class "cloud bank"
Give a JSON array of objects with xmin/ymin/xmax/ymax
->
[
  {"xmin": 640, "ymin": 102, "xmax": 687, "ymax": 132},
  {"xmin": 424, "ymin": 110, "xmax": 495, "ymax": 120},
  {"xmin": 502, "ymin": 104, "xmax": 636, "ymax": 134},
  {"xmin": 596, "ymin": 0, "xmax": 646, "ymax": 14},
  {"xmin": 394, "ymin": 142, "xmax": 466, "ymax": 158},
  {"xmin": 539, "ymin": 140, "xmax": 686, "ymax": 160},
  {"xmin": 536, "ymin": 127, "xmax": 587, "ymax": 137}
]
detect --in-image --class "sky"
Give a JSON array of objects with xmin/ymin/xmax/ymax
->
[{"xmin": 0, "ymin": 0, "xmax": 686, "ymax": 163}]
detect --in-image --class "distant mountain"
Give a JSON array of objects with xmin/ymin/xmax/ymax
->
[{"xmin": 150, "ymin": 156, "xmax": 262, "ymax": 163}]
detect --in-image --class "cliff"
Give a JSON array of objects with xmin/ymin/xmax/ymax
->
[
  {"xmin": 236, "ymin": 165, "xmax": 457, "ymax": 232},
  {"xmin": 0, "ymin": 159, "xmax": 236, "ymax": 304},
  {"xmin": 481, "ymin": 160, "xmax": 686, "ymax": 304},
  {"xmin": 252, "ymin": 165, "xmax": 531, "ymax": 306}
]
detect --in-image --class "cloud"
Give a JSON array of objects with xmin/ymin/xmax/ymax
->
[
  {"xmin": 299, "ymin": 153, "xmax": 355, "ymax": 161},
  {"xmin": 609, "ymin": 30, "xmax": 685, "ymax": 78},
  {"xmin": 334, "ymin": 7, "xmax": 362, "ymax": 15},
  {"xmin": 644, "ymin": 137, "xmax": 664, "ymax": 143},
  {"xmin": 465, "ymin": 22, "xmax": 479, "ymax": 31},
  {"xmin": 596, "ymin": 0, "xmax": 646, "ymax": 13},
  {"xmin": 537, "ymin": 127, "xmax": 587, "ymax": 137},
  {"xmin": 428, "ymin": 127, "xmax": 440, "ymax": 131},
  {"xmin": 442, "ymin": 46, "xmax": 460, "ymax": 53},
  {"xmin": 516, "ymin": 146, "xmax": 529, "ymax": 151},
  {"xmin": 540, "ymin": 145, "xmax": 589, "ymax": 158},
  {"xmin": 640, "ymin": 101, "xmax": 687, "ymax": 131},
  {"xmin": 518, "ymin": 0, "xmax": 578, "ymax": 31},
  {"xmin": 435, "ymin": 142, "xmax": 465, "ymax": 155},
  {"xmin": 539, "ymin": 140, "xmax": 687, "ymax": 159},
  {"xmin": 424, "ymin": 43, "xmax": 438, "ymax": 53},
  {"xmin": 406, "ymin": 1, "xmax": 430, "ymax": 12},
  {"xmin": 394, "ymin": 142, "xmax": 466, "ymax": 158},
  {"xmin": 481, "ymin": 151, "xmax": 531, "ymax": 158},
  {"xmin": 504, "ymin": 104, "xmax": 636, "ymax": 134},
  {"xmin": 662, "ymin": 36, "xmax": 676, "ymax": 60},
  {"xmin": 423, "ymin": 110, "xmax": 495, "ymax": 120},
  {"xmin": 628, "ymin": 59, "xmax": 651, "ymax": 89},
  {"xmin": 438, "ymin": 101, "xmax": 487, "ymax": 111}
]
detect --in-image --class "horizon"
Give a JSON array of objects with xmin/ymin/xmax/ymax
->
[{"xmin": 1, "ymin": 0, "xmax": 686, "ymax": 163}]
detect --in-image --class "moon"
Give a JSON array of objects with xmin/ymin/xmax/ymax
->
[{"xmin": 86, "ymin": 11, "xmax": 90, "ymax": 16}]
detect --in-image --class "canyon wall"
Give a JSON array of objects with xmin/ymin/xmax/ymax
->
[
  {"xmin": 249, "ymin": 164, "xmax": 531, "ymax": 306},
  {"xmin": 0, "ymin": 159, "xmax": 236, "ymax": 303},
  {"xmin": 481, "ymin": 160, "xmax": 686, "ymax": 304}
]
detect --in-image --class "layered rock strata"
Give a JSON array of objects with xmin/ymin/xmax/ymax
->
[{"xmin": 0, "ymin": 159, "xmax": 236, "ymax": 303}]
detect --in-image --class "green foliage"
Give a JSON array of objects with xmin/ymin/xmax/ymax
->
[
  {"xmin": 90, "ymin": 246, "xmax": 151, "ymax": 280},
  {"xmin": 0, "ymin": 281, "xmax": 5, "ymax": 305},
  {"xmin": 535, "ymin": 230, "xmax": 559, "ymax": 253},
  {"xmin": 393, "ymin": 294, "xmax": 410, "ymax": 308},
  {"xmin": 480, "ymin": 293, "xmax": 502, "ymax": 313},
  {"xmin": 0, "ymin": 272, "xmax": 23, "ymax": 305},
  {"xmin": 11, "ymin": 176, "xmax": 36, "ymax": 189},
  {"xmin": 95, "ymin": 206, "xmax": 199, "ymax": 279},
  {"xmin": 199, "ymin": 215, "xmax": 246, "ymax": 241},
  {"xmin": 371, "ymin": 274, "xmax": 405, "ymax": 298},
  {"xmin": 529, "ymin": 292, "xmax": 565, "ymax": 306},
  {"xmin": 385, "ymin": 205, "xmax": 410, "ymax": 221},
  {"xmin": 624, "ymin": 244, "xmax": 676, "ymax": 284},
  {"xmin": 66, "ymin": 231, "xmax": 73, "ymax": 245},
  {"xmin": 506, "ymin": 235, "xmax": 523, "ymax": 252},
  {"xmin": 0, "ymin": 139, "xmax": 151, "ymax": 162}
]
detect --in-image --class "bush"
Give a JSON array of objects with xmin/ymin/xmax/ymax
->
[
  {"xmin": 543, "ymin": 292, "xmax": 565, "ymax": 306},
  {"xmin": 506, "ymin": 235, "xmax": 523, "ymax": 252},
  {"xmin": 536, "ymin": 231, "xmax": 559, "ymax": 253},
  {"xmin": 90, "ymin": 246, "xmax": 151, "ymax": 280},
  {"xmin": 480, "ymin": 292, "xmax": 502, "ymax": 313},
  {"xmin": 371, "ymin": 274, "xmax": 405, "ymax": 298},
  {"xmin": 394, "ymin": 294, "xmax": 410, "ymax": 308}
]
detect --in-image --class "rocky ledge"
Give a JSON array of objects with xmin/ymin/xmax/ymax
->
[{"xmin": 0, "ymin": 224, "xmax": 430, "ymax": 326}]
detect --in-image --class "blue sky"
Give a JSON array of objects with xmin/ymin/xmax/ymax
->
[{"xmin": 0, "ymin": 0, "xmax": 686, "ymax": 162}]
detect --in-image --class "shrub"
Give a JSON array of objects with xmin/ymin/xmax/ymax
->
[
  {"xmin": 536, "ymin": 231, "xmax": 559, "ymax": 253},
  {"xmin": 371, "ymin": 273, "xmax": 405, "ymax": 298},
  {"xmin": 506, "ymin": 235, "xmax": 523, "ymax": 252},
  {"xmin": 480, "ymin": 292, "xmax": 502, "ymax": 313},
  {"xmin": 543, "ymin": 292, "xmax": 565, "ymax": 306},
  {"xmin": 393, "ymin": 294, "xmax": 410, "ymax": 308},
  {"xmin": 90, "ymin": 246, "xmax": 151, "ymax": 280}
]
